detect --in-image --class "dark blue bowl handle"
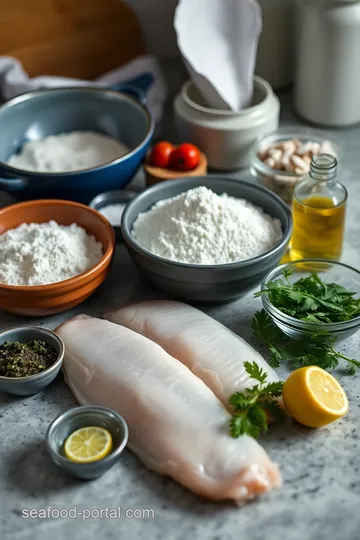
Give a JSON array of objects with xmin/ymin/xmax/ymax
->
[
  {"xmin": 111, "ymin": 73, "xmax": 154, "ymax": 105},
  {"xmin": 0, "ymin": 167, "xmax": 25, "ymax": 190}
]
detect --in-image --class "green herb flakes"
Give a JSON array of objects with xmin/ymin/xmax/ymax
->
[{"xmin": 0, "ymin": 339, "xmax": 57, "ymax": 378}]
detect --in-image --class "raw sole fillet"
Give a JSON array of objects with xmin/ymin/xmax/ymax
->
[
  {"xmin": 57, "ymin": 316, "xmax": 281, "ymax": 503},
  {"xmin": 105, "ymin": 301, "xmax": 279, "ymax": 408}
]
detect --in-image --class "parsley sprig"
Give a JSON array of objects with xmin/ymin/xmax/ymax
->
[
  {"xmin": 229, "ymin": 361, "xmax": 284, "ymax": 439},
  {"xmin": 251, "ymin": 309, "xmax": 360, "ymax": 375},
  {"xmin": 255, "ymin": 268, "xmax": 360, "ymax": 323}
]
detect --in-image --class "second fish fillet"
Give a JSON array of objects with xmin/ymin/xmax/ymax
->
[
  {"xmin": 57, "ymin": 316, "xmax": 281, "ymax": 504},
  {"xmin": 105, "ymin": 300, "xmax": 279, "ymax": 408}
]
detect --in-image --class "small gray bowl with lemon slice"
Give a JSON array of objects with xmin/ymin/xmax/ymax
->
[{"xmin": 46, "ymin": 406, "xmax": 129, "ymax": 480}]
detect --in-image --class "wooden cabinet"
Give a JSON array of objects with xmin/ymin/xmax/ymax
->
[{"xmin": 0, "ymin": 0, "xmax": 145, "ymax": 79}]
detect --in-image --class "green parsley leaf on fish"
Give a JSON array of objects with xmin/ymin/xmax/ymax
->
[{"xmin": 229, "ymin": 361, "xmax": 284, "ymax": 439}]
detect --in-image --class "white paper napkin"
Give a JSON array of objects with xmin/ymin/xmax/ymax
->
[
  {"xmin": 174, "ymin": 0, "xmax": 262, "ymax": 111},
  {"xmin": 0, "ymin": 55, "xmax": 167, "ymax": 124}
]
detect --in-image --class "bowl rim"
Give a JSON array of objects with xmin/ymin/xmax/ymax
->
[
  {"xmin": 180, "ymin": 76, "xmax": 273, "ymax": 116},
  {"xmin": 0, "ymin": 86, "xmax": 154, "ymax": 177},
  {"xmin": 0, "ymin": 326, "xmax": 65, "ymax": 382},
  {"xmin": 89, "ymin": 189, "xmax": 137, "ymax": 212},
  {"xmin": 261, "ymin": 258, "xmax": 360, "ymax": 330},
  {"xmin": 248, "ymin": 128, "xmax": 342, "ymax": 181},
  {"xmin": 121, "ymin": 175, "xmax": 293, "ymax": 270},
  {"xmin": 45, "ymin": 405, "xmax": 129, "ymax": 467},
  {"xmin": 0, "ymin": 199, "xmax": 115, "ymax": 292}
]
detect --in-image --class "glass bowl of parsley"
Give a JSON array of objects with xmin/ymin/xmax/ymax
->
[{"xmin": 259, "ymin": 259, "xmax": 360, "ymax": 347}]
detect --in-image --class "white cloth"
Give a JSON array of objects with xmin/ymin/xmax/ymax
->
[
  {"xmin": 0, "ymin": 55, "xmax": 167, "ymax": 124},
  {"xmin": 175, "ymin": 0, "xmax": 262, "ymax": 111}
]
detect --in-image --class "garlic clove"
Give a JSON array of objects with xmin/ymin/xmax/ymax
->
[
  {"xmin": 291, "ymin": 154, "xmax": 308, "ymax": 172},
  {"xmin": 264, "ymin": 157, "xmax": 276, "ymax": 168}
]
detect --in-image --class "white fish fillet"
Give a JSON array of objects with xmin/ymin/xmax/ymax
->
[
  {"xmin": 105, "ymin": 301, "xmax": 279, "ymax": 408},
  {"xmin": 57, "ymin": 316, "xmax": 281, "ymax": 503}
]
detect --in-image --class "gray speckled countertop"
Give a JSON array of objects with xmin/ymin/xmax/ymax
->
[{"xmin": 1, "ymin": 89, "xmax": 360, "ymax": 540}]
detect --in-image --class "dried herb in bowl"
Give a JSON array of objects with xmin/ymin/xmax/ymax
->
[{"xmin": 0, "ymin": 340, "xmax": 57, "ymax": 378}]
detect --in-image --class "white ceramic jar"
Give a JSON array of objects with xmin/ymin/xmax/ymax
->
[
  {"xmin": 295, "ymin": 0, "xmax": 360, "ymax": 126},
  {"xmin": 255, "ymin": 0, "xmax": 297, "ymax": 90},
  {"xmin": 174, "ymin": 76, "xmax": 280, "ymax": 170}
]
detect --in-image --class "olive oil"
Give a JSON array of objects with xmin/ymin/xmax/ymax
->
[
  {"xmin": 289, "ymin": 154, "xmax": 347, "ymax": 262},
  {"xmin": 291, "ymin": 195, "xmax": 346, "ymax": 260}
]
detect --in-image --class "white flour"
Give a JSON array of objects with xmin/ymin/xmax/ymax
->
[
  {"xmin": 132, "ymin": 186, "xmax": 283, "ymax": 265},
  {"xmin": 0, "ymin": 221, "xmax": 103, "ymax": 286},
  {"xmin": 99, "ymin": 203, "xmax": 126, "ymax": 226},
  {"xmin": 8, "ymin": 131, "xmax": 130, "ymax": 173}
]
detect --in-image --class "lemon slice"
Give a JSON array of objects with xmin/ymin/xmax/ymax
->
[
  {"xmin": 64, "ymin": 426, "xmax": 113, "ymax": 463},
  {"xmin": 283, "ymin": 366, "xmax": 349, "ymax": 428}
]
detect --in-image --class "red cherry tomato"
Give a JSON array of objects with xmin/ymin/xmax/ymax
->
[
  {"xmin": 169, "ymin": 143, "xmax": 201, "ymax": 171},
  {"xmin": 150, "ymin": 141, "xmax": 175, "ymax": 168}
]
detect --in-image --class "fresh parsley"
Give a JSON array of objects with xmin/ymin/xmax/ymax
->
[
  {"xmin": 229, "ymin": 361, "xmax": 284, "ymax": 439},
  {"xmin": 255, "ymin": 269, "xmax": 360, "ymax": 323},
  {"xmin": 251, "ymin": 310, "xmax": 360, "ymax": 375}
]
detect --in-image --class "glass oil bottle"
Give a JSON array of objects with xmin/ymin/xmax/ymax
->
[{"xmin": 290, "ymin": 153, "xmax": 347, "ymax": 261}]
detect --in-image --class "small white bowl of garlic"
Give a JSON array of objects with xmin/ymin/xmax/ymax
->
[{"xmin": 249, "ymin": 129, "xmax": 341, "ymax": 203}]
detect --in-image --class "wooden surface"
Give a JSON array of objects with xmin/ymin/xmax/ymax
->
[{"xmin": 0, "ymin": 0, "xmax": 145, "ymax": 79}]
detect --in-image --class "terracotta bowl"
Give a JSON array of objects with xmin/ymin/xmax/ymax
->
[{"xmin": 0, "ymin": 200, "xmax": 115, "ymax": 316}]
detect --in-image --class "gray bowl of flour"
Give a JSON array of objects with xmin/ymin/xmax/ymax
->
[{"xmin": 121, "ymin": 176, "xmax": 293, "ymax": 304}]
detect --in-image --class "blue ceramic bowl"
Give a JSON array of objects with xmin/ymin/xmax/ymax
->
[{"xmin": 0, "ymin": 76, "xmax": 154, "ymax": 203}]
